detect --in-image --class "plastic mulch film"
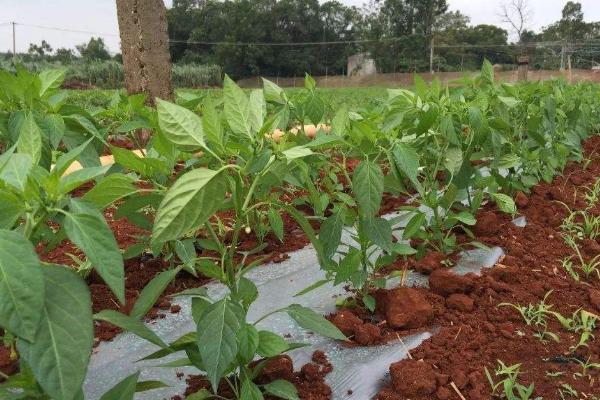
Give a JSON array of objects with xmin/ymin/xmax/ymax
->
[{"xmin": 83, "ymin": 211, "xmax": 505, "ymax": 400}]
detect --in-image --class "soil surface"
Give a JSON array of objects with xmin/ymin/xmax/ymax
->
[
  {"xmin": 376, "ymin": 136, "xmax": 600, "ymax": 399},
  {"xmin": 176, "ymin": 351, "xmax": 333, "ymax": 400}
]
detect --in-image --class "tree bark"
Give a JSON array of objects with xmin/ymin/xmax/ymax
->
[{"xmin": 116, "ymin": 0, "xmax": 173, "ymax": 104}]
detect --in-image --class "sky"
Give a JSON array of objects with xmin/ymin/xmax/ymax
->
[{"xmin": 0, "ymin": 0, "xmax": 599, "ymax": 54}]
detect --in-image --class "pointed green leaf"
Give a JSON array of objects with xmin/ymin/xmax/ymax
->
[
  {"xmin": 352, "ymin": 161, "xmax": 384, "ymax": 217},
  {"xmin": 18, "ymin": 265, "xmax": 93, "ymax": 400},
  {"xmin": 94, "ymin": 310, "xmax": 168, "ymax": 348},
  {"xmin": 264, "ymin": 380, "xmax": 299, "ymax": 400},
  {"xmin": 197, "ymin": 298, "xmax": 244, "ymax": 392},
  {"xmin": 99, "ymin": 371, "xmax": 140, "ymax": 400},
  {"xmin": 64, "ymin": 200, "xmax": 124, "ymax": 304},
  {"xmin": 0, "ymin": 230, "xmax": 44, "ymax": 342},
  {"xmin": 224, "ymin": 75, "xmax": 252, "ymax": 139},
  {"xmin": 130, "ymin": 267, "xmax": 182, "ymax": 320},
  {"xmin": 17, "ymin": 113, "xmax": 42, "ymax": 166},
  {"xmin": 392, "ymin": 143, "xmax": 422, "ymax": 195},
  {"xmin": 319, "ymin": 208, "xmax": 346, "ymax": 258},
  {"xmin": 257, "ymin": 331, "xmax": 288, "ymax": 357},
  {"xmin": 156, "ymin": 98, "xmax": 205, "ymax": 152},
  {"xmin": 83, "ymin": 173, "xmax": 137, "ymax": 209},
  {"xmin": 285, "ymin": 304, "xmax": 346, "ymax": 341},
  {"xmin": 152, "ymin": 168, "xmax": 227, "ymax": 244}
]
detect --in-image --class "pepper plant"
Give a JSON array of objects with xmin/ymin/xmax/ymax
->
[{"xmin": 133, "ymin": 76, "xmax": 346, "ymax": 399}]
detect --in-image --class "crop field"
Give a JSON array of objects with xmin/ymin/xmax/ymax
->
[{"xmin": 2, "ymin": 62, "xmax": 600, "ymax": 400}]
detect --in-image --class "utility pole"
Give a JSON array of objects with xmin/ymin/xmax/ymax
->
[
  {"xmin": 11, "ymin": 21, "xmax": 16, "ymax": 59},
  {"xmin": 429, "ymin": 36, "xmax": 434, "ymax": 74}
]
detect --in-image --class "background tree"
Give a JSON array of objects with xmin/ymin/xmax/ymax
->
[
  {"xmin": 76, "ymin": 37, "xmax": 111, "ymax": 61},
  {"xmin": 116, "ymin": 0, "xmax": 173, "ymax": 103},
  {"xmin": 499, "ymin": 0, "xmax": 533, "ymax": 43},
  {"xmin": 27, "ymin": 40, "xmax": 53, "ymax": 60}
]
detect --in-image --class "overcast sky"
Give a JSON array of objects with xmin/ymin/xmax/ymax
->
[{"xmin": 1, "ymin": 0, "xmax": 599, "ymax": 54}]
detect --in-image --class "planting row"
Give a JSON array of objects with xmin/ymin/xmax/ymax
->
[{"xmin": 0, "ymin": 61, "xmax": 599, "ymax": 399}]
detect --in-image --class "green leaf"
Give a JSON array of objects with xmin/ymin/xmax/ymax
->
[
  {"xmin": 111, "ymin": 147, "xmax": 166, "ymax": 177},
  {"xmin": 481, "ymin": 59, "xmax": 494, "ymax": 85},
  {"xmin": 198, "ymin": 299, "xmax": 244, "ymax": 392},
  {"xmin": 450, "ymin": 211, "xmax": 476, "ymax": 226},
  {"xmin": 363, "ymin": 217, "xmax": 392, "ymax": 253},
  {"xmin": 83, "ymin": 173, "xmax": 137, "ymax": 209},
  {"xmin": 156, "ymin": 98, "xmax": 206, "ymax": 152},
  {"xmin": 416, "ymin": 104, "xmax": 438, "ymax": 134},
  {"xmin": 0, "ymin": 192, "xmax": 25, "ymax": 229},
  {"xmin": 352, "ymin": 161, "xmax": 384, "ymax": 217},
  {"xmin": 237, "ymin": 277, "xmax": 258, "ymax": 309},
  {"xmin": 257, "ymin": 330, "xmax": 288, "ymax": 357},
  {"xmin": 64, "ymin": 200, "xmax": 125, "ymax": 304},
  {"xmin": 363, "ymin": 294, "xmax": 376, "ymax": 312},
  {"xmin": 52, "ymin": 139, "xmax": 93, "ymax": 177},
  {"xmin": 224, "ymin": 75, "xmax": 253, "ymax": 140},
  {"xmin": 202, "ymin": 97, "xmax": 223, "ymax": 148},
  {"xmin": 282, "ymin": 147, "xmax": 313, "ymax": 161},
  {"xmin": 130, "ymin": 267, "xmax": 182, "ymax": 320},
  {"xmin": 18, "ymin": 265, "xmax": 93, "ymax": 400},
  {"xmin": 237, "ymin": 324, "xmax": 259, "ymax": 364},
  {"xmin": 403, "ymin": 212, "xmax": 426, "ymax": 239},
  {"xmin": 94, "ymin": 310, "xmax": 168, "ymax": 348},
  {"xmin": 38, "ymin": 69, "xmax": 65, "ymax": 96},
  {"xmin": 58, "ymin": 165, "xmax": 109, "ymax": 195},
  {"xmin": 99, "ymin": 371, "xmax": 140, "ymax": 400},
  {"xmin": 268, "ymin": 209, "xmax": 284, "ymax": 242},
  {"xmin": 262, "ymin": 78, "xmax": 285, "ymax": 104},
  {"xmin": 249, "ymin": 89, "xmax": 266, "ymax": 132},
  {"xmin": 286, "ymin": 304, "xmax": 346, "ymax": 341},
  {"xmin": 0, "ymin": 153, "xmax": 32, "ymax": 192},
  {"xmin": 498, "ymin": 96, "xmax": 520, "ymax": 108},
  {"xmin": 444, "ymin": 148, "xmax": 463, "ymax": 178},
  {"xmin": 491, "ymin": 193, "xmax": 517, "ymax": 215},
  {"xmin": 334, "ymin": 248, "xmax": 361, "ymax": 285},
  {"xmin": 264, "ymin": 380, "xmax": 299, "ymax": 400},
  {"xmin": 0, "ymin": 230, "xmax": 44, "ymax": 342},
  {"xmin": 42, "ymin": 114, "xmax": 66, "ymax": 149},
  {"xmin": 186, "ymin": 389, "xmax": 212, "ymax": 400},
  {"xmin": 319, "ymin": 208, "xmax": 346, "ymax": 258},
  {"xmin": 17, "ymin": 113, "xmax": 42, "ymax": 166},
  {"xmin": 153, "ymin": 168, "xmax": 227, "ymax": 244},
  {"xmin": 241, "ymin": 378, "xmax": 264, "ymax": 400},
  {"xmin": 392, "ymin": 143, "xmax": 422, "ymax": 195},
  {"xmin": 136, "ymin": 380, "xmax": 169, "ymax": 392},
  {"xmin": 305, "ymin": 94, "xmax": 325, "ymax": 125},
  {"xmin": 391, "ymin": 242, "xmax": 417, "ymax": 256}
]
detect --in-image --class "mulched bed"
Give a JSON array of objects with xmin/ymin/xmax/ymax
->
[
  {"xmin": 4, "ymin": 136, "xmax": 600, "ymax": 400},
  {"xmin": 376, "ymin": 136, "xmax": 600, "ymax": 399}
]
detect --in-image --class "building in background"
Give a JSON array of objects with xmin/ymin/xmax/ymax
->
[{"xmin": 347, "ymin": 53, "xmax": 377, "ymax": 77}]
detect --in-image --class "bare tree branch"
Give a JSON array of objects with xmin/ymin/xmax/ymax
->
[{"xmin": 498, "ymin": 0, "xmax": 533, "ymax": 42}]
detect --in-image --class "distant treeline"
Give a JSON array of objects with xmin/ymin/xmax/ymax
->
[
  {"xmin": 167, "ymin": 0, "xmax": 600, "ymax": 77},
  {"xmin": 8, "ymin": 0, "xmax": 600, "ymax": 81}
]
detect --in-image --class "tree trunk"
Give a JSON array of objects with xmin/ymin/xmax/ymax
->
[{"xmin": 115, "ymin": 0, "xmax": 173, "ymax": 104}]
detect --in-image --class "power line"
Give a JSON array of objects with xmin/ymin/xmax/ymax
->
[
  {"xmin": 14, "ymin": 22, "xmax": 120, "ymax": 38},
  {"xmin": 9, "ymin": 21, "xmax": 600, "ymax": 51}
]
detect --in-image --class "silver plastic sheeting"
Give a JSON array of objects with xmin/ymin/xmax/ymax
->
[{"xmin": 84, "ymin": 212, "xmax": 505, "ymax": 400}]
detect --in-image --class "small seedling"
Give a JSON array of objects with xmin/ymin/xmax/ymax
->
[
  {"xmin": 563, "ymin": 236, "xmax": 600, "ymax": 280},
  {"xmin": 573, "ymin": 356, "xmax": 600, "ymax": 379},
  {"xmin": 558, "ymin": 383, "xmax": 578, "ymax": 399},
  {"xmin": 485, "ymin": 360, "xmax": 541, "ymax": 400},
  {"xmin": 551, "ymin": 309, "xmax": 598, "ymax": 350},
  {"xmin": 560, "ymin": 203, "xmax": 600, "ymax": 242},
  {"xmin": 499, "ymin": 291, "xmax": 560, "ymax": 343}
]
